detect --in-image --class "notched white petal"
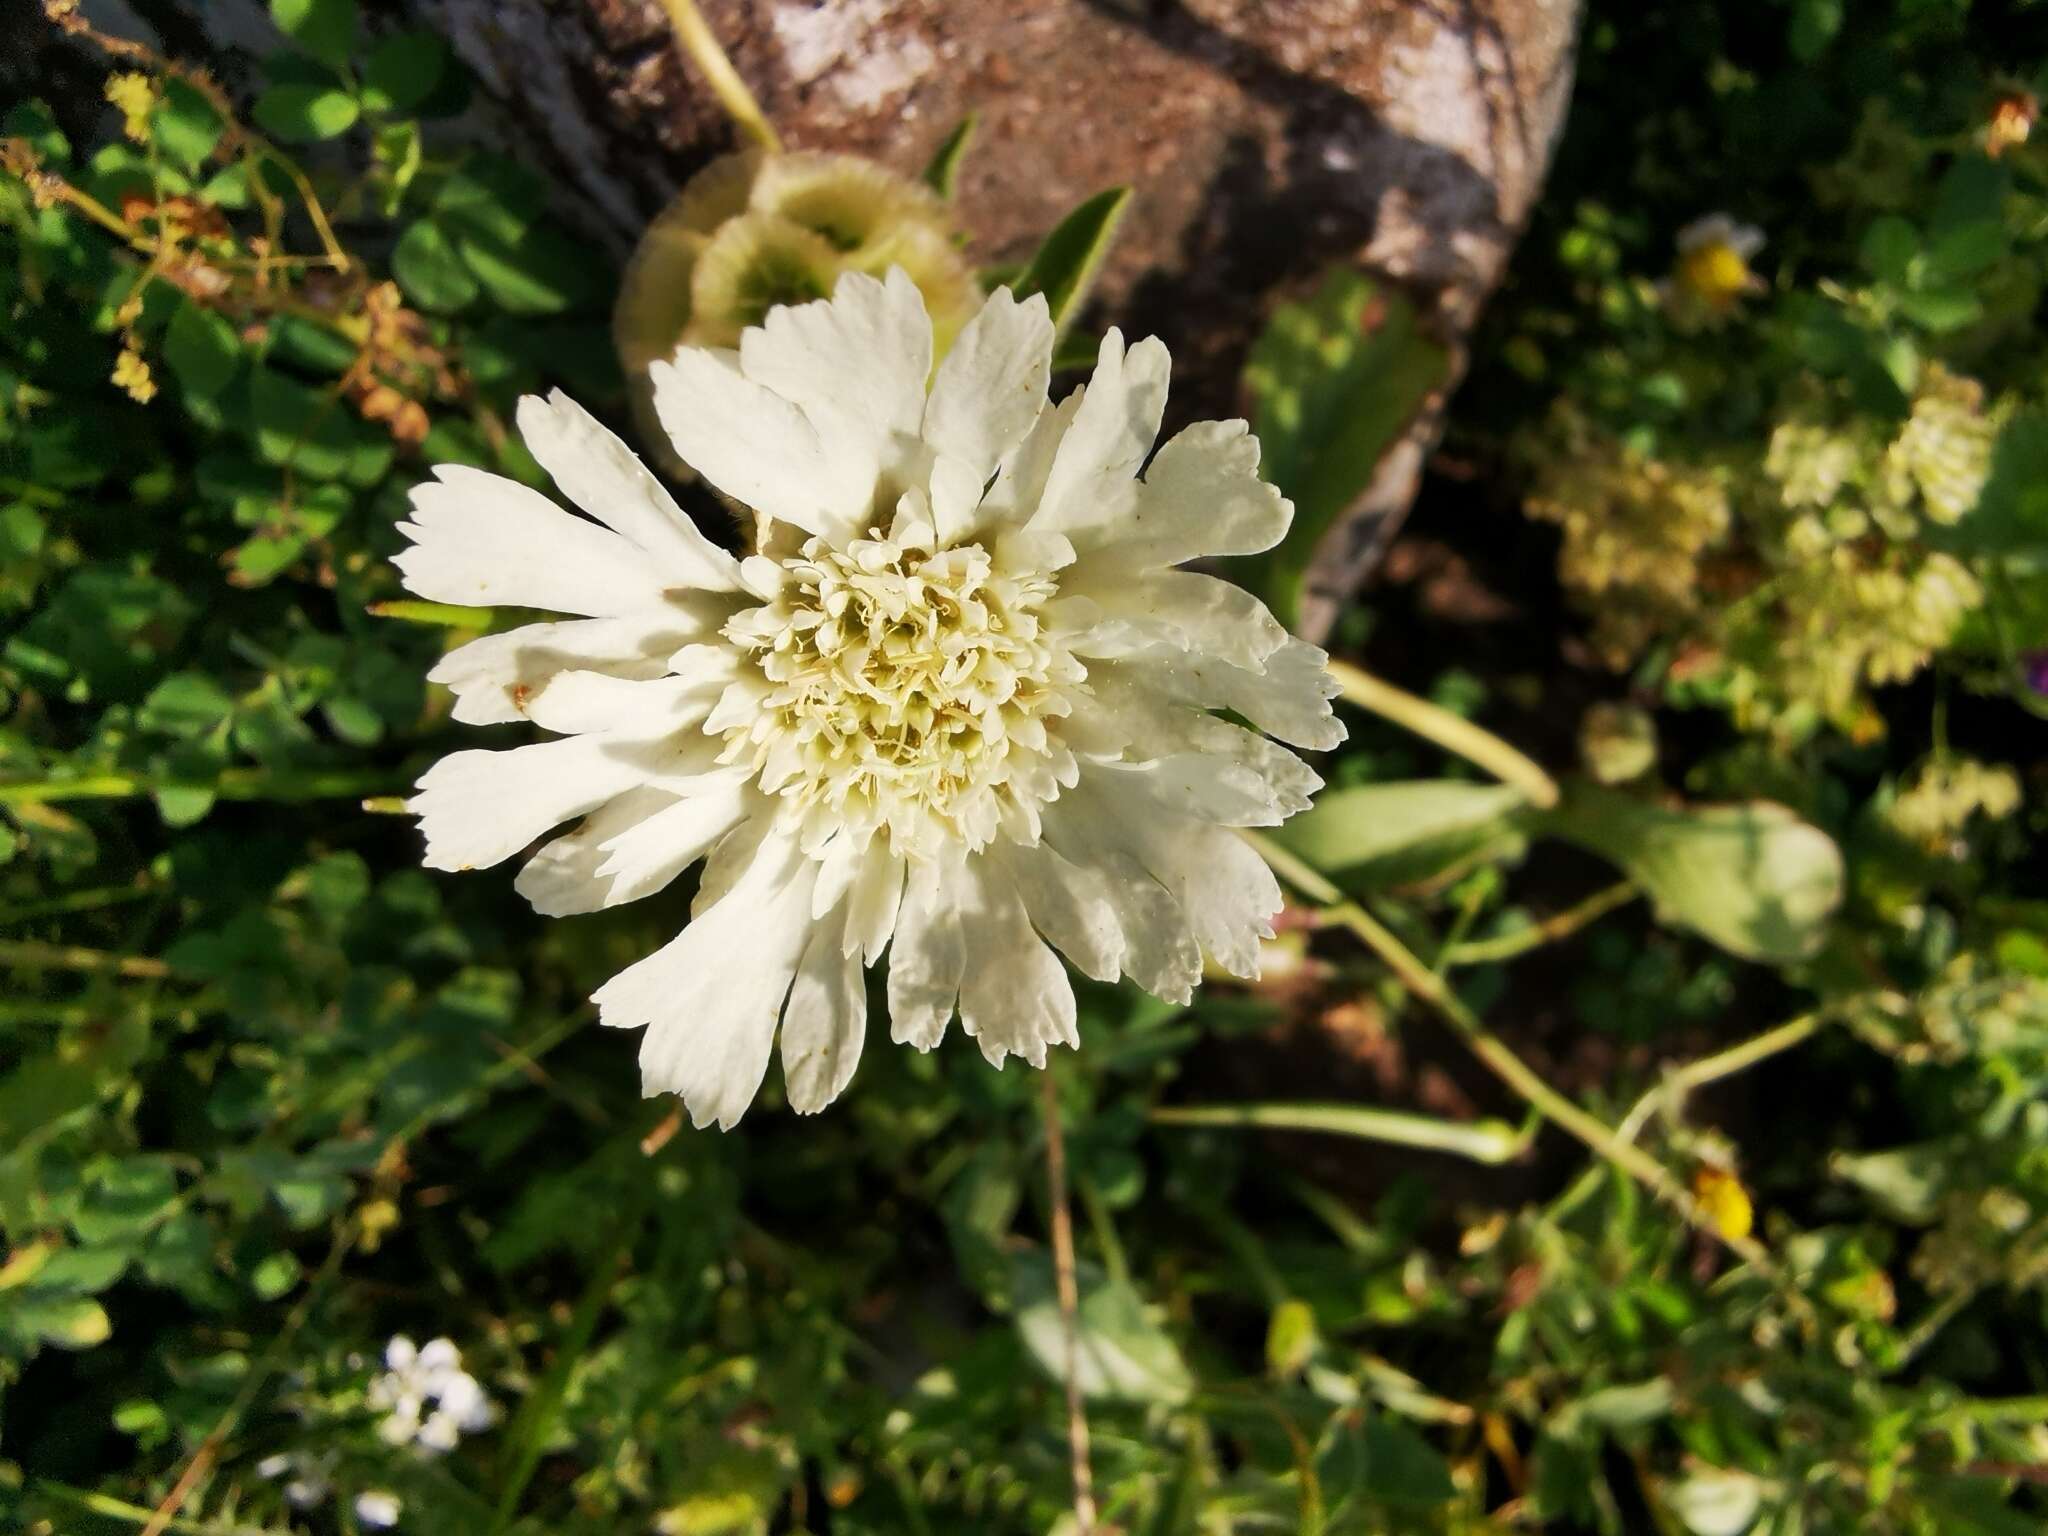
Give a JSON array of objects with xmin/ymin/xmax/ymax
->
[
  {"xmin": 922, "ymin": 286, "xmax": 1054, "ymax": 489},
  {"xmin": 395, "ymin": 466, "xmax": 670, "ymax": 616},
  {"xmin": 514, "ymin": 390, "xmax": 743, "ymax": 591}
]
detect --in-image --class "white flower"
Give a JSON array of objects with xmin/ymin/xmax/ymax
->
[
  {"xmin": 397, "ymin": 269, "xmax": 1344, "ymax": 1129},
  {"xmin": 366, "ymin": 1335, "xmax": 494, "ymax": 1453},
  {"xmin": 257, "ymin": 1449, "xmax": 334, "ymax": 1508},
  {"xmin": 1675, "ymin": 213, "xmax": 1765, "ymax": 263},
  {"xmin": 355, "ymin": 1490, "xmax": 403, "ymax": 1529}
]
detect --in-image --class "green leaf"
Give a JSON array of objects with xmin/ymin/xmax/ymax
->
[
  {"xmin": 1830, "ymin": 1141, "xmax": 1950, "ymax": 1223},
  {"xmin": 153, "ymin": 80, "xmax": 223, "ymax": 173},
  {"xmin": 163, "ymin": 302, "xmax": 242, "ymax": 402},
  {"xmin": 1787, "ymin": 0, "xmax": 1843, "ymax": 60},
  {"xmin": 456, "ymin": 225, "xmax": 601, "ymax": 316},
  {"xmin": 1358, "ymin": 1414, "xmax": 1456, "ymax": 1505},
  {"xmin": 271, "ymin": 0, "xmax": 358, "ymax": 69},
  {"xmin": 12, "ymin": 1293, "xmax": 111, "ymax": 1349},
  {"xmin": 1542, "ymin": 788, "xmax": 1841, "ymax": 963},
  {"xmin": 251, "ymin": 82, "xmax": 359, "ymax": 143},
  {"xmin": 1895, "ymin": 286, "xmax": 1983, "ymax": 333},
  {"xmin": 1268, "ymin": 780, "xmax": 1529, "ymax": 888},
  {"xmin": 1937, "ymin": 413, "xmax": 2048, "ymax": 557},
  {"xmin": 360, "ymin": 30, "xmax": 449, "ymax": 114},
  {"xmin": 1012, "ymin": 1254, "xmax": 1193, "ymax": 1404},
  {"xmin": 922, "ymin": 114, "xmax": 977, "ymax": 199},
  {"xmin": 1013, "ymin": 186, "xmax": 1131, "ymax": 341},
  {"xmin": 1241, "ymin": 268, "xmax": 1451, "ymax": 628},
  {"xmin": 1265, "ymin": 1298, "xmax": 1319, "ymax": 1376},
  {"xmin": 137, "ymin": 672, "xmax": 235, "ymax": 737},
  {"xmin": 393, "ymin": 219, "xmax": 479, "ymax": 313},
  {"xmin": 1857, "ymin": 216, "xmax": 1917, "ymax": 285}
]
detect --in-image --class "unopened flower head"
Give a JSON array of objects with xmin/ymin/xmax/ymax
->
[
  {"xmin": 615, "ymin": 151, "xmax": 978, "ymax": 465},
  {"xmin": 1986, "ymin": 89, "xmax": 2038, "ymax": 158},
  {"xmin": 1670, "ymin": 213, "xmax": 1766, "ymax": 315},
  {"xmin": 367, "ymin": 1335, "xmax": 494, "ymax": 1453},
  {"xmin": 398, "ymin": 271, "xmax": 1343, "ymax": 1128}
]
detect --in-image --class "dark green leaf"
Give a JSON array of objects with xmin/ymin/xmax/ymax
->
[
  {"xmin": 163, "ymin": 301, "xmax": 242, "ymax": 401},
  {"xmin": 251, "ymin": 83, "xmax": 359, "ymax": 143},
  {"xmin": 922, "ymin": 114, "xmax": 977, "ymax": 199},
  {"xmin": 270, "ymin": 0, "xmax": 358, "ymax": 70},
  {"xmin": 1013, "ymin": 186, "xmax": 1131, "ymax": 340},
  {"xmin": 393, "ymin": 219, "xmax": 479, "ymax": 312},
  {"xmin": 360, "ymin": 31, "xmax": 450, "ymax": 114},
  {"xmin": 1240, "ymin": 268, "xmax": 1451, "ymax": 629}
]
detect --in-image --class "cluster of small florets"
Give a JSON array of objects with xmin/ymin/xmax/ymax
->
[
  {"xmin": 1522, "ymin": 403, "xmax": 1733, "ymax": 666},
  {"xmin": 1884, "ymin": 756, "xmax": 2023, "ymax": 857},
  {"xmin": 1529, "ymin": 359, "xmax": 2000, "ymax": 738},
  {"xmin": 721, "ymin": 526, "xmax": 1083, "ymax": 858},
  {"xmin": 367, "ymin": 1334, "xmax": 496, "ymax": 1452}
]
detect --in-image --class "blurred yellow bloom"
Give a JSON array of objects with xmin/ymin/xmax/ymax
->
[
  {"xmin": 111, "ymin": 347, "xmax": 157, "ymax": 403},
  {"xmin": 1694, "ymin": 1165, "xmax": 1754, "ymax": 1241},
  {"xmin": 1671, "ymin": 213, "xmax": 1765, "ymax": 315},
  {"xmin": 104, "ymin": 72, "xmax": 156, "ymax": 144}
]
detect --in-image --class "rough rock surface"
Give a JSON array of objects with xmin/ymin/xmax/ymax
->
[{"xmin": 34, "ymin": 0, "xmax": 1583, "ymax": 635}]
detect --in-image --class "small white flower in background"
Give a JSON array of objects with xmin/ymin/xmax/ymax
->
[
  {"xmin": 355, "ymin": 1490, "xmax": 404, "ymax": 1529},
  {"xmin": 367, "ymin": 1335, "xmax": 495, "ymax": 1453},
  {"xmin": 396, "ymin": 270, "xmax": 1344, "ymax": 1128},
  {"xmin": 257, "ymin": 1450, "xmax": 333, "ymax": 1508}
]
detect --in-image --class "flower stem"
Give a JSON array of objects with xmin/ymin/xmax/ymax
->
[
  {"xmin": 656, "ymin": 0, "xmax": 783, "ymax": 153},
  {"xmin": 1150, "ymin": 1101, "xmax": 1532, "ymax": 1164},
  {"xmin": 0, "ymin": 939, "xmax": 174, "ymax": 980},
  {"xmin": 1244, "ymin": 830, "xmax": 1780, "ymax": 1278},
  {"xmin": 1613, "ymin": 1011, "xmax": 1826, "ymax": 1145},
  {"xmin": 1441, "ymin": 881, "xmax": 1639, "ymax": 966},
  {"xmin": 1038, "ymin": 1069, "xmax": 1097, "ymax": 1536},
  {"xmin": 1325, "ymin": 660, "xmax": 1560, "ymax": 810},
  {"xmin": 0, "ymin": 767, "xmax": 397, "ymax": 807}
]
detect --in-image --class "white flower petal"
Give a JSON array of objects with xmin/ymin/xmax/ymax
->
[
  {"xmin": 522, "ymin": 655, "xmax": 735, "ymax": 736},
  {"xmin": 596, "ymin": 828, "xmax": 816, "ymax": 1128},
  {"xmin": 650, "ymin": 347, "xmax": 869, "ymax": 536},
  {"xmin": 1031, "ymin": 329, "xmax": 1170, "ymax": 543},
  {"xmin": 427, "ymin": 612, "xmax": 712, "ymax": 727},
  {"xmin": 592, "ymin": 775, "xmax": 755, "ymax": 902},
  {"xmin": 956, "ymin": 859, "xmax": 1078, "ymax": 1069},
  {"xmin": 922, "ymin": 287, "xmax": 1053, "ymax": 488},
  {"xmin": 1115, "ymin": 638, "xmax": 1346, "ymax": 751},
  {"xmin": 515, "ymin": 390, "xmax": 743, "ymax": 591},
  {"xmin": 843, "ymin": 843, "xmax": 907, "ymax": 963},
  {"xmin": 926, "ymin": 452, "xmax": 990, "ymax": 547},
  {"xmin": 409, "ymin": 737, "xmax": 652, "ymax": 872},
  {"xmin": 395, "ymin": 466, "xmax": 671, "ymax": 616},
  {"xmin": 991, "ymin": 840, "xmax": 1125, "ymax": 983},
  {"xmin": 1050, "ymin": 778, "xmax": 1278, "ymax": 979},
  {"xmin": 1111, "ymin": 419, "xmax": 1292, "ymax": 566},
  {"xmin": 738, "ymin": 269, "xmax": 931, "ymax": 485},
  {"xmin": 1059, "ymin": 566, "xmax": 1289, "ymax": 672},
  {"xmin": 885, "ymin": 855, "xmax": 965, "ymax": 1049},
  {"xmin": 981, "ymin": 386, "xmax": 1082, "ymax": 529},
  {"xmin": 1072, "ymin": 670, "xmax": 1322, "ymax": 824},
  {"xmin": 780, "ymin": 902, "xmax": 868, "ymax": 1114}
]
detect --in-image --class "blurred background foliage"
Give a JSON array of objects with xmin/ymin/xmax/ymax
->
[{"xmin": 2, "ymin": 0, "xmax": 2046, "ymax": 1533}]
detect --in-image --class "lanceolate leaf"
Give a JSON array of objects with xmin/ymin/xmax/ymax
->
[
  {"xmin": 1267, "ymin": 779, "xmax": 1530, "ymax": 890},
  {"xmin": 922, "ymin": 114, "xmax": 976, "ymax": 199},
  {"xmin": 1014, "ymin": 186, "xmax": 1131, "ymax": 343},
  {"xmin": 1241, "ymin": 268, "xmax": 1450, "ymax": 630},
  {"xmin": 1542, "ymin": 785, "xmax": 1843, "ymax": 963}
]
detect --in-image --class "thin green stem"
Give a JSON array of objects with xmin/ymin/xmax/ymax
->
[
  {"xmin": 1442, "ymin": 882, "xmax": 1640, "ymax": 967},
  {"xmin": 1325, "ymin": 660, "xmax": 1560, "ymax": 810},
  {"xmin": 1614, "ymin": 1012, "xmax": 1826, "ymax": 1144},
  {"xmin": 0, "ymin": 767, "xmax": 397, "ymax": 807},
  {"xmin": 0, "ymin": 938, "xmax": 175, "ymax": 979},
  {"xmin": 366, "ymin": 599, "xmax": 495, "ymax": 629},
  {"xmin": 1244, "ymin": 830, "xmax": 1780, "ymax": 1279},
  {"xmin": 0, "ymin": 880, "xmax": 158, "ymax": 924},
  {"xmin": 1151, "ymin": 1102, "xmax": 1532, "ymax": 1165},
  {"xmin": 656, "ymin": 0, "xmax": 783, "ymax": 152},
  {"xmin": 35, "ymin": 1483, "xmax": 273, "ymax": 1536},
  {"xmin": 1038, "ymin": 1068, "xmax": 1097, "ymax": 1536}
]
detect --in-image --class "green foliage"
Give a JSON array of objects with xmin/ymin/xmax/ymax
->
[
  {"xmin": 1, "ymin": 3, "xmax": 2044, "ymax": 1534},
  {"xmin": 1242, "ymin": 269, "xmax": 1450, "ymax": 629},
  {"xmin": 1012, "ymin": 185, "xmax": 1131, "ymax": 345}
]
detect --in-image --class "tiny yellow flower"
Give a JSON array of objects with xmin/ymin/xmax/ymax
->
[
  {"xmin": 1672, "ymin": 214, "xmax": 1765, "ymax": 314},
  {"xmin": 104, "ymin": 72, "xmax": 157, "ymax": 145},
  {"xmin": 111, "ymin": 347, "xmax": 157, "ymax": 403},
  {"xmin": 1693, "ymin": 1165, "xmax": 1754, "ymax": 1241}
]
